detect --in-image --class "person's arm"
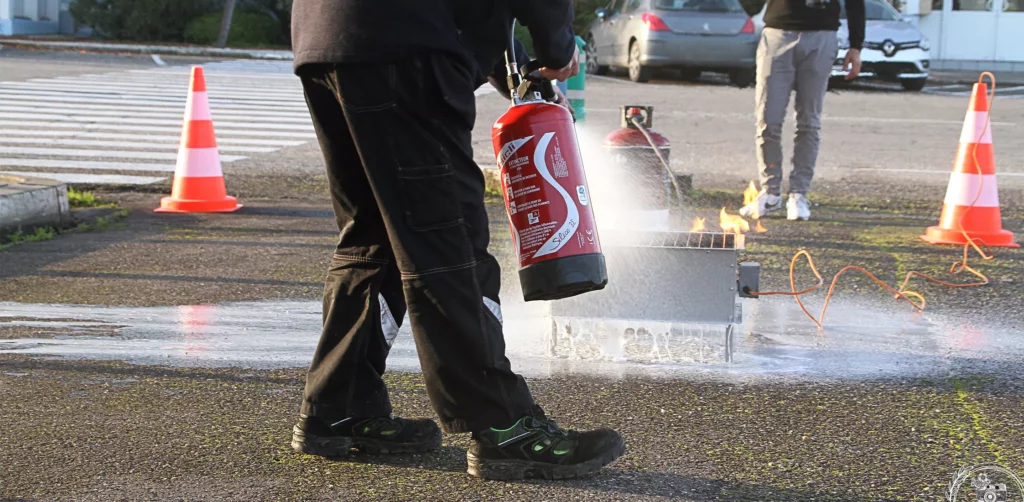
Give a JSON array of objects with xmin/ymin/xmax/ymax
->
[
  {"xmin": 510, "ymin": 0, "xmax": 578, "ymax": 78},
  {"xmin": 843, "ymin": 0, "xmax": 865, "ymax": 79},
  {"xmin": 845, "ymin": 0, "xmax": 866, "ymax": 51}
]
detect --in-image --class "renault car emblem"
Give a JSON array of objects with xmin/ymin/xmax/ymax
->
[
  {"xmin": 882, "ymin": 40, "xmax": 897, "ymax": 57},
  {"xmin": 703, "ymin": 22, "xmax": 710, "ymax": 31}
]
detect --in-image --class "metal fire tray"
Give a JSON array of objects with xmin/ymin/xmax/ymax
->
[{"xmin": 546, "ymin": 230, "xmax": 745, "ymax": 325}]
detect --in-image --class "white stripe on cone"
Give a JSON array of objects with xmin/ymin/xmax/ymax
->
[
  {"xmin": 959, "ymin": 111, "xmax": 993, "ymax": 145},
  {"xmin": 186, "ymin": 91, "xmax": 213, "ymax": 121},
  {"xmin": 943, "ymin": 173, "xmax": 1000, "ymax": 208},
  {"xmin": 567, "ymin": 90, "xmax": 585, "ymax": 100},
  {"xmin": 175, "ymin": 147, "xmax": 224, "ymax": 178}
]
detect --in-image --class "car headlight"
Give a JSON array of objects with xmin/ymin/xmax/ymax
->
[
  {"xmin": 920, "ymin": 38, "xmax": 931, "ymax": 51},
  {"xmin": 838, "ymin": 37, "xmax": 850, "ymax": 50}
]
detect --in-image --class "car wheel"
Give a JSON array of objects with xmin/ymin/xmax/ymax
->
[
  {"xmin": 628, "ymin": 41, "xmax": 652, "ymax": 83},
  {"xmin": 900, "ymin": 78, "xmax": 927, "ymax": 91},
  {"xmin": 728, "ymin": 69, "xmax": 755, "ymax": 88},
  {"xmin": 585, "ymin": 35, "xmax": 608, "ymax": 76}
]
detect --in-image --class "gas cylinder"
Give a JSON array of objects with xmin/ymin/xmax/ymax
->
[
  {"xmin": 492, "ymin": 96, "xmax": 607, "ymax": 302},
  {"xmin": 601, "ymin": 106, "xmax": 672, "ymax": 231}
]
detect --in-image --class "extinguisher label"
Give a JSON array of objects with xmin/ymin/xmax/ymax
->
[
  {"xmin": 497, "ymin": 136, "xmax": 533, "ymax": 170},
  {"xmin": 498, "ymin": 126, "xmax": 600, "ymax": 268},
  {"xmin": 531, "ymin": 133, "xmax": 579, "ymax": 259}
]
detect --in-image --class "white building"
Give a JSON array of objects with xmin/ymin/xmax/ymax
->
[
  {"xmin": 889, "ymin": 0, "xmax": 1022, "ymax": 70},
  {"xmin": 1, "ymin": 0, "xmax": 79, "ymax": 36}
]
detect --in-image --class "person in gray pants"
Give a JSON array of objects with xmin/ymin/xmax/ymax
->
[{"xmin": 740, "ymin": 0, "xmax": 865, "ymax": 221}]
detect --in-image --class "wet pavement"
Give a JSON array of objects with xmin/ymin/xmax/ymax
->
[{"xmin": 4, "ymin": 295, "xmax": 1023, "ymax": 383}]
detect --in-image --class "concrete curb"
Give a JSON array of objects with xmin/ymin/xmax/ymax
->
[
  {"xmin": 0, "ymin": 174, "xmax": 71, "ymax": 239},
  {"xmin": 928, "ymin": 71, "xmax": 1024, "ymax": 87},
  {"xmin": 0, "ymin": 38, "xmax": 294, "ymax": 60}
]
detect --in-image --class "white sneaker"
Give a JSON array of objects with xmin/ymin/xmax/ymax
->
[
  {"xmin": 787, "ymin": 193, "xmax": 811, "ymax": 221},
  {"xmin": 738, "ymin": 189, "xmax": 783, "ymax": 219}
]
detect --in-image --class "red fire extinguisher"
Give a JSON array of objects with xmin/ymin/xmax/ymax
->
[{"xmin": 491, "ymin": 21, "xmax": 607, "ymax": 302}]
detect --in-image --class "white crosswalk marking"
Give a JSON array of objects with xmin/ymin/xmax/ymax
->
[{"xmin": 0, "ymin": 60, "xmax": 312, "ymax": 186}]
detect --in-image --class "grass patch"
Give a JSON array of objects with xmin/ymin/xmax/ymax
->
[
  {"xmin": 77, "ymin": 209, "xmax": 130, "ymax": 233},
  {"xmin": 0, "ymin": 227, "xmax": 57, "ymax": 251},
  {"xmin": 67, "ymin": 188, "xmax": 116, "ymax": 209}
]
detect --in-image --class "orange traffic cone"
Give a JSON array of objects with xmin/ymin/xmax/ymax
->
[
  {"xmin": 921, "ymin": 80, "xmax": 1017, "ymax": 248},
  {"xmin": 155, "ymin": 66, "xmax": 241, "ymax": 213}
]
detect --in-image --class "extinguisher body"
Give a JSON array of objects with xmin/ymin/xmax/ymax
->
[
  {"xmin": 602, "ymin": 106, "xmax": 672, "ymax": 231},
  {"xmin": 492, "ymin": 102, "xmax": 608, "ymax": 302}
]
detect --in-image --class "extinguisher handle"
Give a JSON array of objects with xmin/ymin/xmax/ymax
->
[{"xmin": 519, "ymin": 60, "xmax": 558, "ymax": 102}]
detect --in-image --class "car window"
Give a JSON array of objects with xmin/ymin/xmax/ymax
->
[
  {"xmin": 623, "ymin": 0, "xmax": 644, "ymax": 12},
  {"xmin": 839, "ymin": 0, "xmax": 903, "ymax": 20},
  {"xmin": 653, "ymin": 0, "xmax": 744, "ymax": 13}
]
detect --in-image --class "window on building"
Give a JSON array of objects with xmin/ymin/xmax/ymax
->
[
  {"xmin": 1005, "ymin": 0, "xmax": 1021, "ymax": 11},
  {"xmin": 952, "ymin": 0, "xmax": 992, "ymax": 11},
  {"xmin": 932, "ymin": 0, "xmax": 943, "ymax": 10}
]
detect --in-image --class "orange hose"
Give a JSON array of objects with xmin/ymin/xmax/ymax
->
[{"xmin": 747, "ymin": 73, "xmax": 997, "ymax": 330}]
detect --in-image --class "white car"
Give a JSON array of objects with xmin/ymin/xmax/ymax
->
[{"xmin": 752, "ymin": 0, "xmax": 931, "ymax": 91}]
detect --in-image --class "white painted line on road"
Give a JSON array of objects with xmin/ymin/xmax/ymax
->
[
  {"xmin": 0, "ymin": 100, "xmax": 312, "ymax": 120},
  {"xmin": 0, "ymin": 129, "xmax": 306, "ymax": 146},
  {"xmin": 0, "ymin": 83, "xmax": 305, "ymax": 104},
  {"xmin": 825, "ymin": 115, "xmax": 1017, "ymax": 127},
  {"xmin": 928, "ymin": 84, "xmax": 965, "ymax": 90},
  {"xmin": 854, "ymin": 168, "xmax": 1024, "ymax": 177},
  {"xmin": 0, "ymin": 112, "xmax": 315, "ymax": 132},
  {"xmin": 0, "ymin": 92, "xmax": 310, "ymax": 112},
  {"xmin": 43, "ymin": 76, "xmax": 305, "ymax": 95},
  {"xmin": 0, "ymin": 158, "xmax": 175, "ymax": 172},
  {"xmin": 151, "ymin": 54, "xmax": 167, "ymax": 67},
  {"xmin": 0, "ymin": 136, "xmax": 277, "ymax": 153},
  {"xmin": 0, "ymin": 170, "xmax": 166, "ymax": 185},
  {"xmin": 0, "ymin": 105, "xmax": 313, "ymax": 123},
  {"xmin": 131, "ymin": 68, "xmax": 300, "ymax": 80},
  {"xmin": 0, "ymin": 146, "xmax": 246, "ymax": 162},
  {"xmin": 997, "ymin": 86, "xmax": 1024, "ymax": 93},
  {"xmin": 0, "ymin": 120, "xmax": 317, "ymax": 138}
]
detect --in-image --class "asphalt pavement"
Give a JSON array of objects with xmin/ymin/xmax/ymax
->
[{"xmin": 1, "ymin": 49, "xmax": 1022, "ymax": 501}]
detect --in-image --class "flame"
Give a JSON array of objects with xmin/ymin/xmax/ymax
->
[
  {"xmin": 742, "ymin": 180, "xmax": 760, "ymax": 219},
  {"xmin": 690, "ymin": 217, "xmax": 706, "ymax": 232},
  {"xmin": 719, "ymin": 207, "xmax": 750, "ymax": 234},
  {"xmin": 756, "ymin": 220, "xmax": 768, "ymax": 233}
]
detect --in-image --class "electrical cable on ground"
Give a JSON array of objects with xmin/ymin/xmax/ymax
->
[{"xmin": 640, "ymin": 73, "xmax": 1000, "ymax": 330}]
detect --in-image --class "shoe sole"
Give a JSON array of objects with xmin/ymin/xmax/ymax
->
[
  {"xmin": 465, "ymin": 437, "xmax": 626, "ymax": 480},
  {"xmin": 290, "ymin": 426, "xmax": 442, "ymax": 457}
]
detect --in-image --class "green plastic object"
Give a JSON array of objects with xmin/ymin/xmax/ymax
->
[{"xmin": 567, "ymin": 35, "xmax": 586, "ymax": 122}]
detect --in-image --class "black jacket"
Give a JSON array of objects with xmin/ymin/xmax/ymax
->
[
  {"xmin": 291, "ymin": 0, "xmax": 575, "ymax": 82},
  {"xmin": 763, "ymin": 0, "xmax": 866, "ymax": 50}
]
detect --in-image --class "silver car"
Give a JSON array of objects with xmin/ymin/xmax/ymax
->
[{"xmin": 584, "ymin": 0, "xmax": 759, "ymax": 85}]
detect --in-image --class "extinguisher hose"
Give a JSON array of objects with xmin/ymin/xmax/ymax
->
[
  {"xmin": 504, "ymin": 18, "xmax": 517, "ymax": 77},
  {"xmin": 629, "ymin": 114, "xmax": 685, "ymax": 204}
]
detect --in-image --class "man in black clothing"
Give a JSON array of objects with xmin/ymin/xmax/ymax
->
[
  {"xmin": 740, "ymin": 0, "xmax": 865, "ymax": 222},
  {"xmin": 289, "ymin": 0, "xmax": 625, "ymax": 480}
]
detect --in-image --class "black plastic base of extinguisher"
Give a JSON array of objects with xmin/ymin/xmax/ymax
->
[{"xmin": 519, "ymin": 253, "xmax": 608, "ymax": 302}]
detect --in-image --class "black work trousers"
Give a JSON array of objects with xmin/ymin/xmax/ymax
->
[{"xmin": 297, "ymin": 52, "xmax": 536, "ymax": 433}]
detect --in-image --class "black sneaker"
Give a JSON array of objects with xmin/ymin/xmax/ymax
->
[
  {"xmin": 467, "ymin": 414, "xmax": 625, "ymax": 480},
  {"xmin": 291, "ymin": 414, "xmax": 442, "ymax": 457}
]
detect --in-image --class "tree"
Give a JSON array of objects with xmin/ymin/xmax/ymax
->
[{"xmin": 215, "ymin": 0, "xmax": 237, "ymax": 48}]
